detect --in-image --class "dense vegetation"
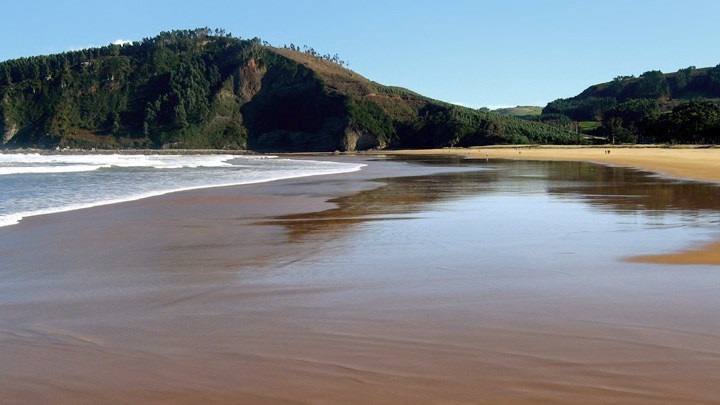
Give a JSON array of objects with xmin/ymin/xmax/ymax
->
[
  {"xmin": 1, "ymin": 28, "xmax": 575, "ymax": 151},
  {"xmin": 542, "ymin": 66, "xmax": 720, "ymax": 144}
]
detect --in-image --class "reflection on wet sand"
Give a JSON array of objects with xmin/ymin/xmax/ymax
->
[
  {"xmin": 542, "ymin": 160, "xmax": 720, "ymax": 213},
  {"xmin": 257, "ymin": 169, "xmax": 499, "ymax": 241},
  {"xmin": 263, "ymin": 157, "xmax": 720, "ymax": 264}
]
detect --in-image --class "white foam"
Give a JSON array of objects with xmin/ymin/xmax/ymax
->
[
  {"xmin": 0, "ymin": 155, "xmax": 365, "ymax": 228},
  {"xmin": 0, "ymin": 213, "xmax": 23, "ymax": 228},
  {"xmin": 0, "ymin": 153, "xmax": 238, "ymax": 175},
  {"xmin": 0, "ymin": 165, "xmax": 102, "ymax": 175}
]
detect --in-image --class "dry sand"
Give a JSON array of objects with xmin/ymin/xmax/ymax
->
[
  {"xmin": 381, "ymin": 146, "xmax": 720, "ymax": 264},
  {"xmin": 381, "ymin": 146, "xmax": 720, "ymax": 183}
]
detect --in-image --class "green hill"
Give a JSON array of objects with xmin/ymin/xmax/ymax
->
[
  {"xmin": 542, "ymin": 66, "xmax": 720, "ymax": 144},
  {"xmin": 492, "ymin": 106, "xmax": 543, "ymax": 119},
  {"xmin": 0, "ymin": 28, "xmax": 576, "ymax": 151}
]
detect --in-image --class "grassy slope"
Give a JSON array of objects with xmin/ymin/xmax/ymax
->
[{"xmin": 493, "ymin": 106, "xmax": 543, "ymax": 118}]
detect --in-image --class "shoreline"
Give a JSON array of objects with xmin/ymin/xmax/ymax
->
[
  {"xmin": 0, "ymin": 155, "xmax": 366, "ymax": 229},
  {"xmin": 7, "ymin": 144, "xmax": 720, "ymax": 183},
  {"xmin": 5, "ymin": 147, "xmax": 720, "ymax": 264},
  {"xmin": 376, "ymin": 145, "xmax": 720, "ymax": 183},
  {"xmin": 0, "ymin": 148, "xmax": 260, "ymax": 155}
]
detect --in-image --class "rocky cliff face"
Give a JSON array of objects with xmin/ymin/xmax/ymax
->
[
  {"xmin": 235, "ymin": 58, "xmax": 265, "ymax": 104},
  {"xmin": 0, "ymin": 101, "xmax": 17, "ymax": 145},
  {"xmin": 2, "ymin": 120, "xmax": 18, "ymax": 145},
  {"xmin": 0, "ymin": 97, "xmax": 16, "ymax": 144},
  {"xmin": 342, "ymin": 128, "xmax": 378, "ymax": 151}
]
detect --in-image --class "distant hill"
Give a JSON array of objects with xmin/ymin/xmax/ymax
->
[
  {"xmin": 542, "ymin": 66, "xmax": 720, "ymax": 144},
  {"xmin": 0, "ymin": 28, "xmax": 576, "ymax": 151},
  {"xmin": 492, "ymin": 106, "xmax": 542, "ymax": 119}
]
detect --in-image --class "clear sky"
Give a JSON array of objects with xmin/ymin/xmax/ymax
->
[{"xmin": 2, "ymin": 0, "xmax": 719, "ymax": 108}]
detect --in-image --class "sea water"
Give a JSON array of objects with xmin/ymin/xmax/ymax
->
[{"xmin": 0, "ymin": 153, "xmax": 364, "ymax": 227}]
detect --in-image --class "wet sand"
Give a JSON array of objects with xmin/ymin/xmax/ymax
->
[
  {"xmin": 385, "ymin": 147, "xmax": 720, "ymax": 264},
  {"xmin": 1, "ymin": 155, "xmax": 719, "ymax": 404}
]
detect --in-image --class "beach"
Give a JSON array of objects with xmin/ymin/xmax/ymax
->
[
  {"xmin": 1, "ymin": 151, "xmax": 720, "ymax": 404},
  {"xmin": 382, "ymin": 146, "xmax": 720, "ymax": 183},
  {"xmin": 383, "ymin": 146, "xmax": 720, "ymax": 264}
]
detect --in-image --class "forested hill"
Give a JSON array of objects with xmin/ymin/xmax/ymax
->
[
  {"xmin": 541, "ymin": 66, "xmax": 720, "ymax": 144},
  {"xmin": 0, "ymin": 28, "xmax": 576, "ymax": 151}
]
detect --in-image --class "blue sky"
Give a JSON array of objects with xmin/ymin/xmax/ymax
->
[{"xmin": 2, "ymin": 0, "xmax": 719, "ymax": 108}]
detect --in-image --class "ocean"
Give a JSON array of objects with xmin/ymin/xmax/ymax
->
[{"xmin": 0, "ymin": 152, "xmax": 365, "ymax": 228}]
